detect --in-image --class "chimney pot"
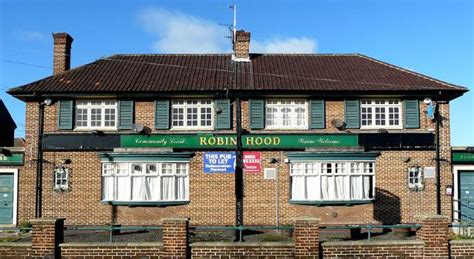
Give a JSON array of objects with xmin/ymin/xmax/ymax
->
[
  {"xmin": 233, "ymin": 30, "xmax": 251, "ymax": 62},
  {"xmin": 52, "ymin": 32, "xmax": 73, "ymax": 75}
]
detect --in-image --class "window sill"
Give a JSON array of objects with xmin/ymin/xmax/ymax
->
[
  {"xmin": 73, "ymin": 128, "xmax": 119, "ymax": 132},
  {"xmin": 101, "ymin": 200, "xmax": 190, "ymax": 207},
  {"xmin": 289, "ymin": 199, "xmax": 373, "ymax": 206}
]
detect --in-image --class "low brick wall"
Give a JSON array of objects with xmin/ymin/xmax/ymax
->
[
  {"xmin": 450, "ymin": 239, "xmax": 474, "ymax": 258},
  {"xmin": 60, "ymin": 242, "xmax": 163, "ymax": 258},
  {"xmin": 322, "ymin": 240, "xmax": 425, "ymax": 258},
  {"xmin": 190, "ymin": 241, "xmax": 295, "ymax": 258},
  {"xmin": 0, "ymin": 243, "xmax": 32, "ymax": 258}
]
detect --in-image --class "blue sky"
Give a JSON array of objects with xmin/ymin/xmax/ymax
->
[{"xmin": 0, "ymin": 0, "xmax": 473, "ymax": 145}]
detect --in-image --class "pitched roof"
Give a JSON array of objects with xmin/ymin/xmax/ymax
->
[
  {"xmin": 8, "ymin": 53, "xmax": 468, "ymax": 99},
  {"xmin": 0, "ymin": 99, "xmax": 16, "ymax": 129}
]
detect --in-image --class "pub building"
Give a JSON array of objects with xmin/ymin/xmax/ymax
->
[
  {"xmin": 7, "ymin": 31, "xmax": 468, "ymax": 228},
  {"xmin": 0, "ymin": 99, "xmax": 24, "ymax": 225}
]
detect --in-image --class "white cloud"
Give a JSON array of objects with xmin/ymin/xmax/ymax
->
[
  {"xmin": 137, "ymin": 7, "xmax": 317, "ymax": 54},
  {"xmin": 137, "ymin": 7, "xmax": 229, "ymax": 53},
  {"xmin": 16, "ymin": 30, "xmax": 46, "ymax": 41},
  {"xmin": 252, "ymin": 37, "xmax": 317, "ymax": 53}
]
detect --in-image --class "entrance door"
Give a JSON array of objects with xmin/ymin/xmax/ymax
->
[
  {"xmin": 0, "ymin": 174, "xmax": 14, "ymax": 224},
  {"xmin": 460, "ymin": 171, "xmax": 474, "ymax": 221}
]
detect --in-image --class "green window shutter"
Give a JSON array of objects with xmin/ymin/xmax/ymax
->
[
  {"xmin": 310, "ymin": 100, "xmax": 325, "ymax": 129},
  {"xmin": 155, "ymin": 100, "xmax": 170, "ymax": 129},
  {"xmin": 57, "ymin": 100, "xmax": 74, "ymax": 130},
  {"xmin": 404, "ymin": 100, "xmax": 420, "ymax": 129},
  {"xmin": 344, "ymin": 99, "xmax": 360, "ymax": 129},
  {"xmin": 215, "ymin": 99, "xmax": 231, "ymax": 130},
  {"xmin": 249, "ymin": 99, "xmax": 265, "ymax": 129},
  {"xmin": 118, "ymin": 100, "xmax": 134, "ymax": 130}
]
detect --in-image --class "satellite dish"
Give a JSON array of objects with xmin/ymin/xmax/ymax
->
[
  {"xmin": 132, "ymin": 123, "xmax": 145, "ymax": 133},
  {"xmin": 331, "ymin": 119, "xmax": 346, "ymax": 131}
]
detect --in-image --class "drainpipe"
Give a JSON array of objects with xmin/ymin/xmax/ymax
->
[
  {"xmin": 235, "ymin": 96, "xmax": 244, "ymax": 242},
  {"xmin": 35, "ymin": 101, "xmax": 45, "ymax": 218},
  {"xmin": 435, "ymin": 101, "xmax": 441, "ymax": 215}
]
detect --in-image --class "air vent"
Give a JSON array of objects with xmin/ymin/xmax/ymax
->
[{"xmin": 264, "ymin": 168, "xmax": 277, "ymax": 180}]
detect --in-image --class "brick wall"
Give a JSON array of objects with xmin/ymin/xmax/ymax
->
[
  {"xmin": 17, "ymin": 99, "xmax": 453, "ymax": 226},
  {"xmin": 190, "ymin": 242, "xmax": 295, "ymax": 258},
  {"xmin": 450, "ymin": 240, "xmax": 474, "ymax": 258},
  {"xmin": 0, "ymin": 244, "xmax": 32, "ymax": 258},
  {"xmin": 60, "ymin": 243, "xmax": 163, "ymax": 258},
  {"xmin": 416, "ymin": 214, "xmax": 449, "ymax": 257},
  {"xmin": 322, "ymin": 240, "xmax": 425, "ymax": 258}
]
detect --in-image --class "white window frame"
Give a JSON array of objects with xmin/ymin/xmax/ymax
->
[
  {"xmin": 74, "ymin": 100, "xmax": 118, "ymax": 130},
  {"xmin": 171, "ymin": 99, "xmax": 215, "ymax": 130},
  {"xmin": 101, "ymin": 161, "xmax": 189, "ymax": 202},
  {"xmin": 360, "ymin": 99, "xmax": 402, "ymax": 129},
  {"xmin": 290, "ymin": 161, "xmax": 375, "ymax": 202},
  {"xmin": 53, "ymin": 167, "xmax": 70, "ymax": 192},
  {"xmin": 265, "ymin": 99, "xmax": 309, "ymax": 130},
  {"xmin": 407, "ymin": 166, "xmax": 424, "ymax": 190}
]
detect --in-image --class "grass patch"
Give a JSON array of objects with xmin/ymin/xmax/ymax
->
[{"xmin": 0, "ymin": 237, "xmax": 20, "ymax": 242}]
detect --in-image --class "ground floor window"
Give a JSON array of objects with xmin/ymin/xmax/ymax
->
[
  {"xmin": 290, "ymin": 161, "xmax": 374, "ymax": 201},
  {"xmin": 102, "ymin": 162, "xmax": 189, "ymax": 202}
]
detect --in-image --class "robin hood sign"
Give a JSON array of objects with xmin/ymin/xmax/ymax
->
[{"xmin": 121, "ymin": 134, "xmax": 358, "ymax": 149}]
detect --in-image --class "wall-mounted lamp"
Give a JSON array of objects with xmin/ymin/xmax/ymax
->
[
  {"xmin": 0, "ymin": 148, "xmax": 11, "ymax": 156},
  {"xmin": 215, "ymin": 107, "xmax": 223, "ymax": 114},
  {"xmin": 378, "ymin": 128, "xmax": 388, "ymax": 134},
  {"xmin": 61, "ymin": 159, "xmax": 72, "ymax": 165},
  {"xmin": 92, "ymin": 130, "xmax": 104, "ymax": 136},
  {"xmin": 331, "ymin": 119, "xmax": 346, "ymax": 131},
  {"xmin": 42, "ymin": 98, "xmax": 53, "ymax": 106},
  {"xmin": 268, "ymin": 158, "xmax": 279, "ymax": 164}
]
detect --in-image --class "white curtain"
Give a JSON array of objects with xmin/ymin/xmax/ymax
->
[
  {"xmin": 132, "ymin": 176, "xmax": 146, "ymax": 200},
  {"xmin": 335, "ymin": 176, "xmax": 347, "ymax": 199},
  {"xmin": 176, "ymin": 176, "xmax": 188, "ymax": 200},
  {"xmin": 161, "ymin": 176, "xmax": 175, "ymax": 200},
  {"xmin": 363, "ymin": 176, "xmax": 371, "ymax": 199},
  {"xmin": 146, "ymin": 176, "xmax": 160, "ymax": 200},
  {"xmin": 116, "ymin": 176, "xmax": 130, "ymax": 201},
  {"xmin": 306, "ymin": 176, "xmax": 319, "ymax": 200},
  {"xmin": 102, "ymin": 176, "xmax": 114, "ymax": 200},
  {"xmin": 291, "ymin": 176, "xmax": 306, "ymax": 200},
  {"xmin": 351, "ymin": 176, "xmax": 362, "ymax": 199},
  {"xmin": 322, "ymin": 176, "xmax": 337, "ymax": 200}
]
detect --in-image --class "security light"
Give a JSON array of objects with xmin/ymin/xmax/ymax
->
[
  {"xmin": 423, "ymin": 98, "xmax": 432, "ymax": 105},
  {"xmin": 43, "ymin": 98, "xmax": 53, "ymax": 106}
]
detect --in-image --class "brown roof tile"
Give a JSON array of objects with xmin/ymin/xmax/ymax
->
[{"xmin": 8, "ymin": 54, "xmax": 467, "ymax": 99}]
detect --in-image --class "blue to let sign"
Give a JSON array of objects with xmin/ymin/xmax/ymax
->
[{"xmin": 204, "ymin": 152, "xmax": 236, "ymax": 173}]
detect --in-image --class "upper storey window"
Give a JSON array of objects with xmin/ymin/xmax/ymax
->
[
  {"xmin": 265, "ymin": 99, "xmax": 308, "ymax": 129},
  {"xmin": 75, "ymin": 100, "xmax": 117, "ymax": 130},
  {"xmin": 171, "ymin": 99, "xmax": 214, "ymax": 130},
  {"xmin": 360, "ymin": 100, "xmax": 402, "ymax": 129}
]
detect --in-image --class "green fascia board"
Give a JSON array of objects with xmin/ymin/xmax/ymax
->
[
  {"xmin": 289, "ymin": 199, "xmax": 373, "ymax": 206},
  {"xmin": 452, "ymin": 151, "xmax": 474, "ymax": 164},
  {"xmin": 98, "ymin": 152, "xmax": 194, "ymax": 162},
  {"xmin": 285, "ymin": 151, "xmax": 380, "ymax": 161},
  {"xmin": 0, "ymin": 153, "xmax": 24, "ymax": 165},
  {"xmin": 102, "ymin": 201, "xmax": 190, "ymax": 207},
  {"xmin": 121, "ymin": 134, "xmax": 358, "ymax": 149}
]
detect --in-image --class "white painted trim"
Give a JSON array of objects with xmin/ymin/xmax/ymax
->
[
  {"xmin": 0, "ymin": 169, "xmax": 18, "ymax": 226},
  {"xmin": 453, "ymin": 165, "xmax": 474, "ymax": 223}
]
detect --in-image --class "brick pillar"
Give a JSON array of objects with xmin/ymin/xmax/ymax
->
[
  {"xmin": 30, "ymin": 218, "xmax": 64, "ymax": 258},
  {"xmin": 416, "ymin": 214, "xmax": 449, "ymax": 258},
  {"xmin": 294, "ymin": 216, "xmax": 320, "ymax": 258},
  {"xmin": 162, "ymin": 217, "xmax": 189, "ymax": 258}
]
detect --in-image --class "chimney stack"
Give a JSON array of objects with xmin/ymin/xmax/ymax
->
[
  {"xmin": 232, "ymin": 30, "xmax": 250, "ymax": 62},
  {"xmin": 52, "ymin": 32, "xmax": 73, "ymax": 75}
]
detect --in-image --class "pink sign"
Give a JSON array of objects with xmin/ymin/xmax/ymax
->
[{"xmin": 243, "ymin": 152, "xmax": 261, "ymax": 173}]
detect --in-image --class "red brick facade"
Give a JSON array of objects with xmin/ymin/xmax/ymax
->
[{"xmin": 15, "ymin": 99, "xmax": 452, "ymax": 227}]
